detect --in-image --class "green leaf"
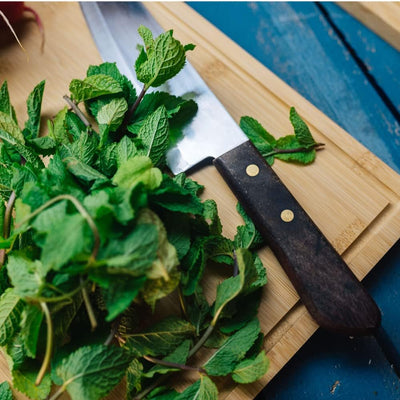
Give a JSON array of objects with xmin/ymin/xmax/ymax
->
[
  {"xmin": 69, "ymin": 74, "xmax": 122, "ymax": 103},
  {"xmin": 234, "ymin": 203, "xmax": 263, "ymax": 250},
  {"xmin": 54, "ymin": 345, "xmax": 131, "ymax": 400},
  {"xmin": 97, "ymin": 97, "xmax": 127, "ymax": 133},
  {"xmin": 273, "ymin": 135, "xmax": 316, "ymax": 165},
  {"xmin": 186, "ymin": 286, "xmax": 210, "ymax": 335},
  {"xmin": 203, "ymin": 199, "xmax": 222, "ymax": 235},
  {"xmin": 97, "ymin": 223, "xmax": 158, "ymax": 275},
  {"xmin": 204, "ymin": 318, "xmax": 261, "ymax": 376},
  {"xmin": 7, "ymin": 254, "xmax": 47, "ymax": 298},
  {"xmin": 176, "ymin": 376, "xmax": 218, "ymax": 400},
  {"xmin": 115, "ymin": 136, "xmax": 137, "ymax": 166},
  {"xmin": 0, "ymin": 111, "xmax": 24, "ymax": 144},
  {"xmin": 99, "ymin": 275, "xmax": 147, "ymax": 322},
  {"xmin": 136, "ymin": 28, "xmax": 193, "ymax": 88},
  {"xmin": 126, "ymin": 358, "xmax": 143, "ymax": 398},
  {"xmin": 136, "ymin": 105, "xmax": 169, "ymax": 167},
  {"xmin": 0, "ymin": 289, "xmax": 24, "ymax": 346},
  {"xmin": 124, "ymin": 316, "xmax": 195, "ymax": 357},
  {"xmin": 240, "ymin": 116, "xmax": 276, "ymax": 146},
  {"xmin": 290, "ymin": 107, "xmax": 316, "ymax": 147},
  {"xmin": 5, "ymin": 334, "xmax": 27, "ymax": 371},
  {"xmin": 231, "ymin": 350, "xmax": 269, "ymax": 383},
  {"xmin": 63, "ymin": 156, "xmax": 109, "ymax": 185},
  {"xmin": 24, "ymin": 80, "xmax": 45, "ymax": 139},
  {"xmin": 0, "ymin": 381, "xmax": 13, "ymax": 400},
  {"xmin": 20, "ymin": 304, "xmax": 43, "ymax": 358},
  {"xmin": 142, "ymin": 267, "xmax": 181, "ymax": 311},
  {"xmin": 138, "ymin": 25, "xmax": 154, "ymax": 53},
  {"xmin": 65, "ymin": 110, "xmax": 87, "ymax": 141},
  {"xmin": 67, "ymin": 131, "xmax": 99, "ymax": 165},
  {"xmin": 29, "ymin": 136, "xmax": 56, "ymax": 156},
  {"xmin": 48, "ymin": 107, "xmax": 69, "ymax": 144},
  {"xmin": 0, "ymin": 81, "xmax": 14, "ymax": 119},
  {"xmin": 151, "ymin": 174, "xmax": 204, "ymax": 216},
  {"xmin": 12, "ymin": 360, "xmax": 51, "ymax": 400},
  {"xmin": 143, "ymin": 339, "xmax": 191, "ymax": 378},
  {"xmin": 113, "ymin": 156, "xmax": 162, "ymax": 191},
  {"xmin": 37, "ymin": 213, "xmax": 89, "ymax": 270}
]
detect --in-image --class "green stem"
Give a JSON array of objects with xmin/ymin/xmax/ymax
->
[
  {"xmin": 143, "ymin": 355, "xmax": 205, "ymax": 373},
  {"xmin": 35, "ymin": 302, "xmax": 53, "ymax": 386},
  {"xmin": 34, "ymin": 282, "xmax": 85, "ymax": 304},
  {"xmin": 121, "ymin": 85, "xmax": 147, "ymax": 131},
  {"xmin": 0, "ymin": 191, "xmax": 16, "ymax": 267},
  {"xmin": 264, "ymin": 142, "xmax": 325, "ymax": 158},
  {"xmin": 188, "ymin": 323, "xmax": 215, "ymax": 358},
  {"xmin": 63, "ymin": 95, "xmax": 91, "ymax": 128},
  {"xmin": 81, "ymin": 277, "xmax": 97, "ymax": 331},
  {"xmin": 16, "ymin": 194, "xmax": 100, "ymax": 263}
]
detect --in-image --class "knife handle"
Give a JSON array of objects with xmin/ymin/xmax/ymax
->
[{"xmin": 213, "ymin": 140, "xmax": 381, "ymax": 336}]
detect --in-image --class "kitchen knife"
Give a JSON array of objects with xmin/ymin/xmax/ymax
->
[{"xmin": 80, "ymin": 2, "xmax": 381, "ymax": 336}]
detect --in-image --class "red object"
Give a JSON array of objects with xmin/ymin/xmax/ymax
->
[{"xmin": 0, "ymin": 2, "xmax": 25, "ymax": 25}]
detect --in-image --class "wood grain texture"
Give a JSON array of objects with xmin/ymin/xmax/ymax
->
[
  {"xmin": 338, "ymin": 2, "xmax": 400, "ymax": 52},
  {"xmin": 1, "ymin": 2, "xmax": 400, "ymax": 399}
]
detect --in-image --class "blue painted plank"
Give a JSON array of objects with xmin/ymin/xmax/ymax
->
[
  {"xmin": 189, "ymin": 1, "xmax": 400, "ymax": 173},
  {"xmin": 188, "ymin": 2, "xmax": 400, "ymax": 399},
  {"xmin": 323, "ymin": 3, "xmax": 400, "ymax": 116}
]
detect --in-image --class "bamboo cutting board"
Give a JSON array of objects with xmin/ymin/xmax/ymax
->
[
  {"xmin": 1, "ymin": 3, "xmax": 400, "ymax": 399},
  {"xmin": 338, "ymin": 2, "xmax": 400, "ymax": 52}
]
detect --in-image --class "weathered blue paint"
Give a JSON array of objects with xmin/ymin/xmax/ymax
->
[
  {"xmin": 189, "ymin": 2, "xmax": 400, "ymax": 172},
  {"xmin": 189, "ymin": 1, "xmax": 400, "ymax": 398}
]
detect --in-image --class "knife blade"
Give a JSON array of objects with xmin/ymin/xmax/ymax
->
[{"xmin": 80, "ymin": 1, "xmax": 381, "ymax": 336}]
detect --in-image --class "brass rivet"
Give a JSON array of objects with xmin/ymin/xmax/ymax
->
[
  {"xmin": 281, "ymin": 209, "xmax": 294, "ymax": 222},
  {"xmin": 246, "ymin": 164, "xmax": 259, "ymax": 177}
]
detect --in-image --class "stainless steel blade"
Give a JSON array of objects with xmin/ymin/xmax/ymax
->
[{"xmin": 80, "ymin": 2, "xmax": 247, "ymax": 174}]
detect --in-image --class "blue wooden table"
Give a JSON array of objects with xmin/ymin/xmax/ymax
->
[{"xmin": 189, "ymin": 2, "xmax": 400, "ymax": 398}]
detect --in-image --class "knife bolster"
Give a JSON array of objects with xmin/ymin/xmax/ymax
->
[{"xmin": 214, "ymin": 140, "xmax": 381, "ymax": 336}]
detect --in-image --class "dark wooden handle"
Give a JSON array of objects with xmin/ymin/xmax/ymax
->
[{"xmin": 214, "ymin": 141, "xmax": 381, "ymax": 335}]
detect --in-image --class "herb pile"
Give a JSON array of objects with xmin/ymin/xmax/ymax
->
[{"xmin": 0, "ymin": 26, "xmax": 320, "ymax": 400}]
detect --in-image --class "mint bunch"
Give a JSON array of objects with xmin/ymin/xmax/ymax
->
[{"xmin": 0, "ymin": 27, "xmax": 271, "ymax": 400}]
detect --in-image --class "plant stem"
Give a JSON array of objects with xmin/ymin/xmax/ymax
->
[
  {"xmin": 16, "ymin": 194, "xmax": 100, "ymax": 263},
  {"xmin": 188, "ymin": 323, "xmax": 215, "ymax": 358},
  {"xmin": 34, "ymin": 282, "xmax": 85, "ymax": 304},
  {"xmin": 81, "ymin": 277, "xmax": 97, "ymax": 331},
  {"xmin": 35, "ymin": 302, "xmax": 53, "ymax": 386},
  {"xmin": 0, "ymin": 191, "xmax": 16, "ymax": 267},
  {"xmin": 264, "ymin": 142, "xmax": 325, "ymax": 158},
  {"xmin": 143, "ymin": 355, "xmax": 205, "ymax": 373},
  {"xmin": 63, "ymin": 95, "xmax": 91, "ymax": 128},
  {"xmin": 121, "ymin": 85, "xmax": 147, "ymax": 131}
]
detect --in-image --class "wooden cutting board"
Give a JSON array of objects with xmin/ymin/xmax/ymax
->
[
  {"xmin": 1, "ymin": 3, "xmax": 400, "ymax": 399},
  {"xmin": 338, "ymin": 2, "xmax": 400, "ymax": 52}
]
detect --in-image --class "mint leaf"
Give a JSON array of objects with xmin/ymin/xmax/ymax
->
[
  {"xmin": 37, "ymin": 213, "xmax": 89, "ymax": 270},
  {"xmin": 0, "ymin": 289, "xmax": 23, "ymax": 346},
  {"xmin": 69, "ymin": 74, "xmax": 122, "ymax": 103},
  {"xmin": 176, "ymin": 376, "xmax": 218, "ymax": 400},
  {"xmin": 143, "ymin": 339, "xmax": 191, "ymax": 378},
  {"xmin": 204, "ymin": 318, "xmax": 260, "ymax": 376},
  {"xmin": 126, "ymin": 359, "xmax": 143, "ymax": 398},
  {"xmin": 124, "ymin": 316, "xmax": 195, "ymax": 357},
  {"xmin": 12, "ymin": 360, "xmax": 51, "ymax": 400},
  {"xmin": 0, "ymin": 81, "xmax": 14, "ymax": 120},
  {"xmin": 63, "ymin": 156, "xmax": 109, "ymax": 185},
  {"xmin": 274, "ymin": 135, "xmax": 316, "ymax": 165},
  {"xmin": 5, "ymin": 334, "xmax": 27, "ymax": 371},
  {"xmin": 136, "ymin": 105, "xmax": 169, "ymax": 167},
  {"xmin": 7, "ymin": 254, "xmax": 47, "ymax": 298},
  {"xmin": 136, "ymin": 27, "xmax": 194, "ymax": 89},
  {"xmin": 116, "ymin": 136, "xmax": 137, "ymax": 166},
  {"xmin": 24, "ymin": 80, "xmax": 45, "ymax": 139},
  {"xmin": 231, "ymin": 350, "xmax": 269, "ymax": 383},
  {"xmin": 240, "ymin": 116, "xmax": 276, "ymax": 146},
  {"xmin": 0, "ymin": 381, "xmax": 13, "ymax": 400},
  {"xmin": 290, "ymin": 106, "xmax": 316, "ymax": 147},
  {"xmin": 20, "ymin": 304, "xmax": 43, "ymax": 358},
  {"xmin": 97, "ymin": 97, "xmax": 128, "ymax": 142},
  {"xmin": 48, "ymin": 107, "xmax": 69, "ymax": 144},
  {"xmin": 113, "ymin": 156, "xmax": 162, "ymax": 191},
  {"xmin": 234, "ymin": 203, "xmax": 263, "ymax": 250},
  {"xmin": 0, "ymin": 111, "xmax": 24, "ymax": 144},
  {"xmin": 53, "ymin": 345, "xmax": 131, "ymax": 400}
]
